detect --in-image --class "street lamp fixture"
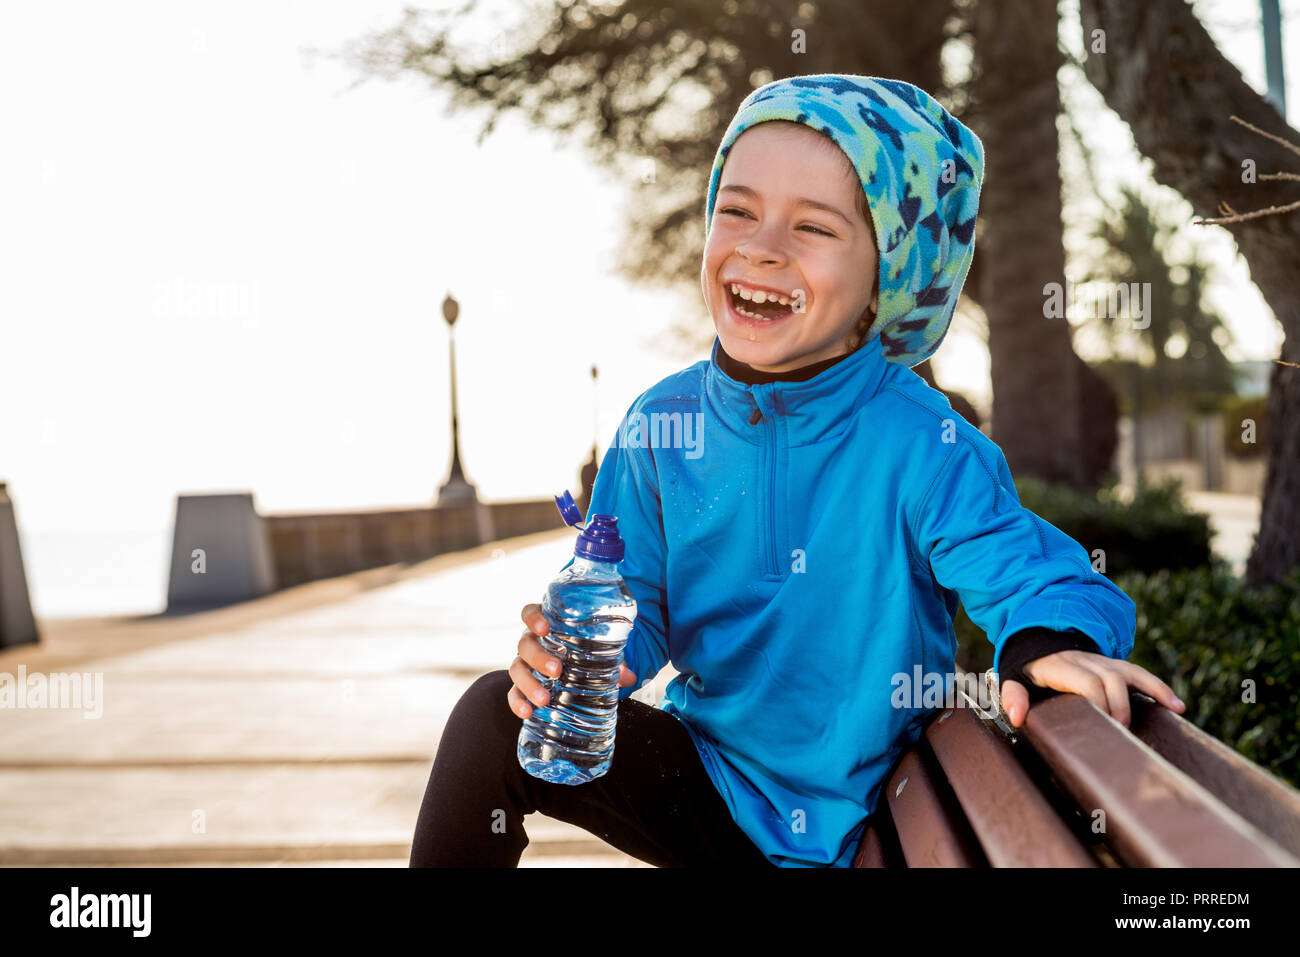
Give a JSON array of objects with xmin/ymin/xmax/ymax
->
[{"xmin": 437, "ymin": 292, "xmax": 478, "ymax": 506}]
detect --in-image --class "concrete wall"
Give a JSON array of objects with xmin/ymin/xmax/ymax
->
[
  {"xmin": 262, "ymin": 498, "xmax": 561, "ymax": 590},
  {"xmin": 164, "ymin": 496, "xmax": 569, "ymax": 606}
]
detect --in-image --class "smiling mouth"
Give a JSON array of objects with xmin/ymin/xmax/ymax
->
[{"xmin": 726, "ymin": 285, "xmax": 796, "ymax": 321}]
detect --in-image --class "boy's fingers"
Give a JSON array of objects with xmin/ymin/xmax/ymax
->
[
  {"xmin": 520, "ymin": 603, "xmax": 549, "ymax": 636},
  {"xmin": 508, "ymin": 653, "xmax": 551, "ymax": 708},
  {"xmin": 517, "ymin": 630, "xmax": 562, "ymax": 677},
  {"xmin": 1109, "ymin": 659, "xmax": 1187, "ymax": 713},
  {"xmin": 1091, "ymin": 667, "xmax": 1132, "ymax": 727},
  {"xmin": 507, "ymin": 684, "xmax": 533, "ymax": 719},
  {"xmin": 520, "ymin": 604, "xmax": 634, "ymax": 693},
  {"xmin": 1003, "ymin": 655, "xmax": 1187, "ymax": 732},
  {"xmin": 1030, "ymin": 657, "xmax": 1146, "ymax": 727},
  {"xmin": 998, "ymin": 678, "xmax": 1029, "ymax": 727},
  {"xmin": 1008, "ymin": 657, "xmax": 1109, "ymax": 725},
  {"xmin": 1059, "ymin": 665, "xmax": 1111, "ymax": 720}
]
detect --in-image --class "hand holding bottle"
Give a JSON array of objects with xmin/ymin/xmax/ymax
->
[{"xmin": 508, "ymin": 602, "xmax": 638, "ymax": 720}]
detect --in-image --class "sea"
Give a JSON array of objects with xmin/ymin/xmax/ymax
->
[{"xmin": 15, "ymin": 527, "xmax": 172, "ymax": 620}]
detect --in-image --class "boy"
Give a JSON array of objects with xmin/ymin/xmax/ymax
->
[{"xmin": 410, "ymin": 74, "xmax": 1184, "ymax": 868}]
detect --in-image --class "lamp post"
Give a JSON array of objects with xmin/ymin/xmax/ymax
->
[
  {"xmin": 437, "ymin": 292, "xmax": 478, "ymax": 506},
  {"xmin": 579, "ymin": 363, "xmax": 600, "ymax": 514},
  {"xmin": 1261, "ymin": 0, "xmax": 1287, "ymax": 120}
]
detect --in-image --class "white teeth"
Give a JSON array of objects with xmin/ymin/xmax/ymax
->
[
  {"xmin": 733, "ymin": 301, "xmax": 776, "ymax": 321},
  {"xmin": 727, "ymin": 282, "xmax": 796, "ymax": 321},
  {"xmin": 728, "ymin": 283, "xmax": 793, "ymax": 306}
]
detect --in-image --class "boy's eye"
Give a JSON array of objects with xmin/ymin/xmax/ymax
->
[{"xmin": 718, "ymin": 207, "xmax": 833, "ymax": 236}]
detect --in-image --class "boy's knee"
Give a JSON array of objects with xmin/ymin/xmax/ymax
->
[
  {"xmin": 452, "ymin": 669, "xmax": 516, "ymax": 725},
  {"xmin": 469, "ymin": 668, "xmax": 512, "ymax": 694}
]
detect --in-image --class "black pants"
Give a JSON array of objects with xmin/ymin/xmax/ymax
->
[{"xmin": 409, "ymin": 669, "xmax": 775, "ymax": 867}]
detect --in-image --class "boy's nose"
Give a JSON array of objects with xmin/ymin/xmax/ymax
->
[
  {"xmin": 735, "ymin": 215, "xmax": 790, "ymax": 264},
  {"xmin": 735, "ymin": 240, "xmax": 784, "ymax": 265}
]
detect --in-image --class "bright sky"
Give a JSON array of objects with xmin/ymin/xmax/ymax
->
[{"xmin": 2, "ymin": 0, "xmax": 1295, "ymax": 536}]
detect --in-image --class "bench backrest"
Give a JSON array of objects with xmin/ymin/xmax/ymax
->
[{"xmin": 854, "ymin": 671, "xmax": 1300, "ymax": 867}]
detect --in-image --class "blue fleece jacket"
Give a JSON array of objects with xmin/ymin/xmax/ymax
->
[{"xmin": 580, "ymin": 337, "xmax": 1137, "ymax": 867}]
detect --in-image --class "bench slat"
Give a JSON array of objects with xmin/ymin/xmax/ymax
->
[
  {"xmin": 925, "ymin": 701, "xmax": 1097, "ymax": 867},
  {"xmin": 884, "ymin": 743, "xmax": 984, "ymax": 867},
  {"xmin": 1019, "ymin": 693, "xmax": 1300, "ymax": 867},
  {"xmin": 852, "ymin": 823, "xmax": 890, "ymax": 868},
  {"xmin": 853, "ymin": 787, "xmax": 908, "ymax": 868},
  {"xmin": 1128, "ymin": 692, "xmax": 1300, "ymax": 860}
]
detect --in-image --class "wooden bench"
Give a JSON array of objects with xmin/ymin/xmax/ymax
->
[{"xmin": 854, "ymin": 669, "xmax": 1300, "ymax": 867}]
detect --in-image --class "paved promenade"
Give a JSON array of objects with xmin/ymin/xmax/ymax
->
[
  {"xmin": 1184, "ymin": 490, "xmax": 1260, "ymax": 577},
  {"xmin": 0, "ymin": 528, "xmax": 663, "ymax": 867}
]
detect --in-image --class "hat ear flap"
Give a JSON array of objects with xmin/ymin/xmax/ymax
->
[{"xmin": 934, "ymin": 229, "xmax": 951, "ymax": 287}]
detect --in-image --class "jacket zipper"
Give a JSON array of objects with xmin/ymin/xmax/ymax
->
[{"xmin": 749, "ymin": 390, "xmax": 781, "ymax": 576}]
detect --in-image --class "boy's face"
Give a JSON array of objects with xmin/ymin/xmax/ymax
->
[{"xmin": 701, "ymin": 122, "xmax": 879, "ymax": 373}]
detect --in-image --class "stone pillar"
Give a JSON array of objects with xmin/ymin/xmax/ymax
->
[
  {"xmin": 433, "ymin": 498, "xmax": 494, "ymax": 550},
  {"xmin": 0, "ymin": 481, "xmax": 39, "ymax": 648},
  {"xmin": 166, "ymin": 492, "xmax": 276, "ymax": 609}
]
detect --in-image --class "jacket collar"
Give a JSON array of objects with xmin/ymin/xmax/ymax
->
[{"xmin": 703, "ymin": 335, "xmax": 894, "ymax": 446}]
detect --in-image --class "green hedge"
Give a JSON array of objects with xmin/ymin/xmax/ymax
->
[
  {"xmin": 953, "ymin": 563, "xmax": 1300, "ymax": 789},
  {"xmin": 1115, "ymin": 564, "xmax": 1300, "ymax": 789},
  {"xmin": 1013, "ymin": 475, "xmax": 1212, "ymax": 576}
]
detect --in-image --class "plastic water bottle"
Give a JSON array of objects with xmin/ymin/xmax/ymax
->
[{"xmin": 517, "ymin": 490, "xmax": 637, "ymax": 785}]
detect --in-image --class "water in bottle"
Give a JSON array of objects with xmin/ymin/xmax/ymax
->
[{"xmin": 517, "ymin": 489, "xmax": 637, "ymax": 785}]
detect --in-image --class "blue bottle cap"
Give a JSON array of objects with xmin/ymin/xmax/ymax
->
[
  {"xmin": 554, "ymin": 489, "xmax": 625, "ymax": 562},
  {"xmin": 554, "ymin": 489, "xmax": 584, "ymax": 528}
]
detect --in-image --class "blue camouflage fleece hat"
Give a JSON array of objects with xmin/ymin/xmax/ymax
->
[{"xmin": 704, "ymin": 74, "xmax": 984, "ymax": 368}]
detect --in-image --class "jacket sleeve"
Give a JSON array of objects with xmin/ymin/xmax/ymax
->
[
  {"xmin": 909, "ymin": 434, "xmax": 1136, "ymax": 679},
  {"xmin": 582, "ymin": 412, "xmax": 672, "ymax": 703}
]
